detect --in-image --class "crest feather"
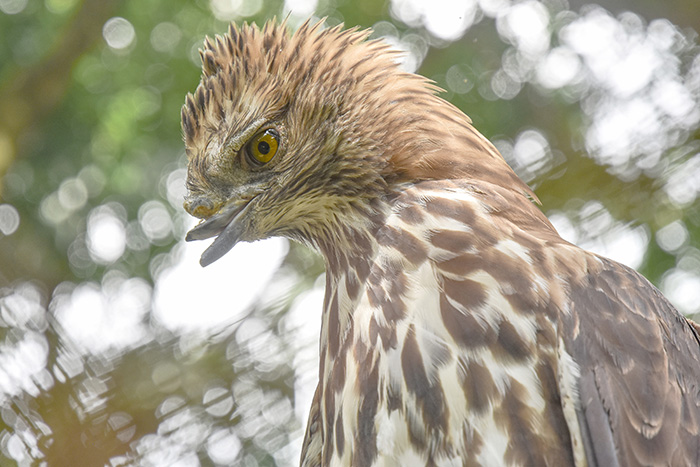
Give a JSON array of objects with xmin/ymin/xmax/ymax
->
[{"xmin": 181, "ymin": 19, "xmax": 400, "ymax": 153}]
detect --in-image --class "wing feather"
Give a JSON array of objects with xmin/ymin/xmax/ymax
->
[
  {"xmin": 300, "ymin": 384, "xmax": 323, "ymax": 467},
  {"xmin": 561, "ymin": 255, "xmax": 700, "ymax": 466}
]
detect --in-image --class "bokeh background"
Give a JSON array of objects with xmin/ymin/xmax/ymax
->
[{"xmin": 1, "ymin": 0, "xmax": 699, "ymax": 465}]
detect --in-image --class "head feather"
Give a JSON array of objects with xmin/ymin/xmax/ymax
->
[{"xmin": 181, "ymin": 19, "xmax": 538, "ymax": 212}]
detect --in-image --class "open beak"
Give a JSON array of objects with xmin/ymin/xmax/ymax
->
[{"xmin": 185, "ymin": 199, "xmax": 253, "ymax": 267}]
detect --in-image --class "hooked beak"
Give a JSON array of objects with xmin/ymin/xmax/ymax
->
[{"xmin": 185, "ymin": 199, "xmax": 254, "ymax": 267}]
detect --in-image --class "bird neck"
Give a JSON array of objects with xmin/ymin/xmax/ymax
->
[
  {"xmin": 314, "ymin": 195, "xmax": 391, "ymax": 278},
  {"xmin": 314, "ymin": 195, "xmax": 392, "ymax": 378}
]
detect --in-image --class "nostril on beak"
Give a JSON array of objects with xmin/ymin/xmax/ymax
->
[{"xmin": 184, "ymin": 197, "xmax": 218, "ymax": 219}]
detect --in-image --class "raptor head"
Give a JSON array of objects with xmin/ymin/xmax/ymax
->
[{"xmin": 181, "ymin": 20, "xmax": 534, "ymax": 266}]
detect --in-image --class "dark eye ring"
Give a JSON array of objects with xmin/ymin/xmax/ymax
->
[{"xmin": 245, "ymin": 129, "xmax": 280, "ymax": 165}]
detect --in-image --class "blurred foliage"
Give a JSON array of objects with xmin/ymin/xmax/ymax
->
[{"xmin": 0, "ymin": 0, "xmax": 699, "ymax": 465}]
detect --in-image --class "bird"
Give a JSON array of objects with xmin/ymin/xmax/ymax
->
[{"xmin": 181, "ymin": 19, "xmax": 700, "ymax": 466}]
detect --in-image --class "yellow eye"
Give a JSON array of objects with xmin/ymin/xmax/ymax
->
[{"xmin": 246, "ymin": 129, "xmax": 279, "ymax": 165}]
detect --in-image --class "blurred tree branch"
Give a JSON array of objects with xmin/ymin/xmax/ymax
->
[
  {"xmin": 0, "ymin": 0, "xmax": 125, "ymax": 289},
  {"xmin": 0, "ymin": 0, "xmax": 123, "ymax": 186}
]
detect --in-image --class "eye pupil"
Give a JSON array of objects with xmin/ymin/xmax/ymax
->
[{"xmin": 257, "ymin": 141, "xmax": 270, "ymax": 154}]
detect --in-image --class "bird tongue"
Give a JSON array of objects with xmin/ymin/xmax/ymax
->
[{"xmin": 185, "ymin": 200, "xmax": 252, "ymax": 267}]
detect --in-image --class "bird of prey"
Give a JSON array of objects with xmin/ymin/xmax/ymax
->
[{"xmin": 181, "ymin": 20, "xmax": 700, "ymax": 466}]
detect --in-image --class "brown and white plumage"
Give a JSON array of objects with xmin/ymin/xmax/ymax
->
[{"xmin": 181, "ymin": 20, "xmax": 700, "ymax": 466}]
